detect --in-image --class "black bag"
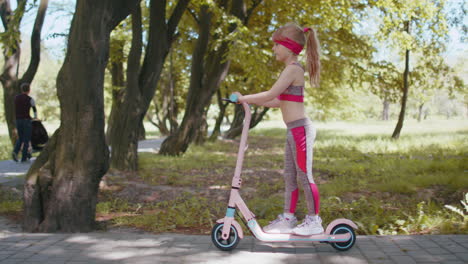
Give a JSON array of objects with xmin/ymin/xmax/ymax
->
[{"xmin": 31, "ymin": 120, "xmax": 48, "ymax": 151}]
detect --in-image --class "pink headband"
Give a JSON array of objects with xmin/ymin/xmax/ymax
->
[
  {"xmin": 274, "ymin": 37, "xmax": 303, "ymax": 55},
  {"xmin": 303, "ymin": 27, "xmax": 311, "ymax": 33}
]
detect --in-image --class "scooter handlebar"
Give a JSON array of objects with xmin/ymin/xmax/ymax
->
[
  {"xmin": 222, "ymin": 94, "xmax": 240, "ymax": 104},
  {"xmin": 223, "ymin": 94, "xmax": 251, "ymax": 119},
  {"xmin": 229, "ymin": 93, "xmax": 239, "ymax": 103}
]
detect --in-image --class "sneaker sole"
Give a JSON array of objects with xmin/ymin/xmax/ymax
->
[{"xmin": 292, "ymin": 230, "xmax": 324, "ymax": 236}]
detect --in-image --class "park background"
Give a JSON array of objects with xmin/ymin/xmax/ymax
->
[{"xmin": 0, "ymin": 0, "xmax": 466, "ymax": 235}]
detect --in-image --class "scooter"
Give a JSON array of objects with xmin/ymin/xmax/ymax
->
[{"xmin": 211, "ymin": 94, "xmax": 357, "ymax": 252}]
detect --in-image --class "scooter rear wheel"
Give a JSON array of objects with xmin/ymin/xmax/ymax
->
[
  {"xmin": 330, "ymin": 224, "xmax": 356, "ymax": 251},
  {"xmin": 211, "ymin": 223, "xmax": 240, "ymax": 251}
]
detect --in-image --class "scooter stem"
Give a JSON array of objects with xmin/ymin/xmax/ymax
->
[{"xmin": 231, "ymin": 102, "xmax": 251, "ymax": 189}]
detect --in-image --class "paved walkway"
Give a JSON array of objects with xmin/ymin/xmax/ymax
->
[
  {"xmin": 1, "ymin": 138, "xmax": 468, "ymax": 263},
  {"xmin": 1, "ymin": 218, "xmax": 467, "ymax": 264}
]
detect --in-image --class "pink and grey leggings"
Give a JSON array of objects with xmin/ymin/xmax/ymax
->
[{"xmin": 283, "ymin": 118, "xmax": 320, "ymax": 215}]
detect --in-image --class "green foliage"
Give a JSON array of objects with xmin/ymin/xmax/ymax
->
[
  {"xmin": 0, "ymin": 135, "xmax": 10, "ymax": 160},
  {"xmin": 0, "ymin": 1, "xmax": 26, "ymax": 56},
  {"xmin": 445, "ymin": 193, "xmax": 468, "ymax": 222},
  {"xmin": 323, "ymin": 198, "xmax": 466, "ymax": 235},
  {"xmin": 0, "ymin": 188, "xmax": 22, "ymax": 215},
  {"xmin": 367, "ymin": 61, "xmax": 402, "ymax": 103},
  {"xmin": 92, "ymin": 120, "xmax": 468, "ymax": 234},
  {"xmin": 138, "ymin": 139, "xmax": 238, "ymax": 186},
  {"xmin": 362, "ymin": 0, "xmax": 462, "ymax": 123},
  {"xmin": 0, "ymin": 200, "xmax": 22, "ymax": 214},
  {"xmin": 29, "ymin": 57, "xmax": 61, "ymax": 121},
  {"xmin": 96, "ymin": 198, "xmax": 133, "ymax": 215},
  {"xmin": 111, "ymin": 193, "xmax": 220, "ymax": 233},
  {"xmin": 373, "ymin": 0, "xmax": 449, "ymax": 48}
]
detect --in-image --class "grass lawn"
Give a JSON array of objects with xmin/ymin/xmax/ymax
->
[{"xmin": 1, "ymin": 119, "xmax": 467, "ymax": 235}]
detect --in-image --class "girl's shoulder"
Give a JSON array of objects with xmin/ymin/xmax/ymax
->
[
  {"xmin": 282, "ymin": 63, "xmax": 305, "ymax": 75},
  {"xmin": 289, "ymin": 62, "xmax": 305, "ymax": 71},
  {"xmin": 283, "ymin": 62, "xmax": 304, "ymax": 73}
]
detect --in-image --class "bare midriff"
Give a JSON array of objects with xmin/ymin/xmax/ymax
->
[{"xmin": 280, "ymin": 100, "xmax": 306, "ymax": 124}]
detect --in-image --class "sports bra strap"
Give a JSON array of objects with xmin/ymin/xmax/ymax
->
[{"xmin": 290, "ymin": 62, "xmax": 305, "ymax": 71}]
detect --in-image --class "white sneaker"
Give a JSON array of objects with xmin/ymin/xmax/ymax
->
[
  {"xmin": 292, "ymin": 215, "xmax": 324, "ymax": 236},
  {"xmin": 263, "ymin": 214, "xmax": 297, "ymax": 234}
]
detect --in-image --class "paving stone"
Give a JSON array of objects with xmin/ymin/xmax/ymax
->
[
  {"xmin": 422, "ymin": 246, "xmax": 450, "ymax": 255},
  {"xmin": 443, "ymin": 244, "xmax": 468, "ymax": 254},
  {"xmin": 0, "ymin": 259, "xmax": 24, "ymax": 264},
  {"xmin": 13, "ymin": 251, "xmax": 41, "ymax": 260},
  {"xmin": 253, "ymin": 244, "xmax": 274, "ymax": 252},
  {"xmin": 450, "ymin": 236, "xmax": 468, "ymax": 244},
  {"xmin": 40, "ymin": 260, "xmax": 67, "ymax": 264},
  {"xmin": 1, "ymin": 219, "xmax": 468, "ymax": 264},
  {"xmin": 0, "ymin": 251, "xmax": 16, "ymax": 257},
  {"xmin": 362, "ymin": 250, "xmax": 388, "ymax": 260},
  {"xmin": 433, "ymin": 254, "xmax": 464, "ymax": 262},
  {"xmin": 295, "ymin": 246, "xmax": 317, "ymax": 254},
  {"xmin": 454, "ymin": 253, "xmax": 468, "ymax": 262},
  {"xmin": 23, "ymin": 253, "xmax": 52, "ymax": 262},
  {"xmin": 389, "ymin": 255, "xmax": 417, "ymax": 264}
]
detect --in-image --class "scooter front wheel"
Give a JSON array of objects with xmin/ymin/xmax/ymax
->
[
  {"xmin": 330, "ymin": 224, "xmax": 356, "ymax": 251},
  {"xmin": 211, "ymin": 223, "xmax": 240, "ymax": 251}
]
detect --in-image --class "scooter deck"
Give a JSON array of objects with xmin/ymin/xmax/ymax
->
[
  {"xmin": 253, "ymin": 232, "xmax": 351, "ymax": 243},
  {"xmin": 247, "ymin": 220, "xmax": 352, "ymax": 243}
]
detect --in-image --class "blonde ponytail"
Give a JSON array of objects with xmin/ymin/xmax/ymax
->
[{"xmin": 304, "ymin": 27, "xmax": 320, "ymax": 87}]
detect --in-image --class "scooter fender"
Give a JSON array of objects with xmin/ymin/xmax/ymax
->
[
  {"xmin": 325, "ymin": 218, "xmax": 358, "ymax": 234},
  {"xmin": 216, "ymin": 218, "xmax": 244, "ymax": 239}
]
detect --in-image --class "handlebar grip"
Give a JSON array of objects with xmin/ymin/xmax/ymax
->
[{"xmin": 229, "ymin": 94, "xmax": 238, "ymax": 103}]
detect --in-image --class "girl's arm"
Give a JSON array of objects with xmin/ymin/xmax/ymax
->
[
  {"xmin": 238, "ymin": 65, "xmax": 298, "ymax": 105},
  {"xmin": 258, "ymin": 98, "xmax": 280, "ymax": 108}
]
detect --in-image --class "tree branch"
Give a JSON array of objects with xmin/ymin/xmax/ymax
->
[
  {"xmin": 246, "ymin": 0, "xmax": 263, "ymax": 23},
  {"xmin": 21, "ymin": 0, "xmax": 49, "ymax": 84},
  {"xmin": 0, "ymin": 0, "xmax": 12, "ymax": 30},
  {"xmin": 187, "ymin": 6, "xmax": 199, "ymax": 25},
  {"xmin": 167, "ymin": 0, "xmax": 190, "ymax": 39}
]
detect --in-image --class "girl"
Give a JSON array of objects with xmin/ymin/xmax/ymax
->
[{"xmin": 234, "ymin": 23, "xmax": 322, "ymax": 236}]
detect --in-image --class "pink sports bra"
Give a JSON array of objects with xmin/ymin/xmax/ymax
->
[{"xmin": 277, "ymin": 62, "xmax": 305, "ymax": 103}]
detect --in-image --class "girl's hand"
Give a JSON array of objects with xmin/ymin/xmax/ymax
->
[{"xmin": 233, "ymin": 92, "xmax": 245, "ymax": 103}]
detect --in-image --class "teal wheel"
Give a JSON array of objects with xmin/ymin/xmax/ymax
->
[
  {"xmin": 211, "ymin": 223, "xmax": 240, "ymax": 251},
  {"xmin": 330, "ymin": 224, "xmax": 356, "ymax": 251}
]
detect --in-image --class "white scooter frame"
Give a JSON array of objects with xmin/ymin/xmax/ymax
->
[{"xmin": 211, "ymin": 96, "xmax": 357, "ymax": 251}]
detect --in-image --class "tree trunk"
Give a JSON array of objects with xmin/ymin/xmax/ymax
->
[
  {"xmin": 224, "ymin": 104, "xmax": 269, "ymax": 139},
  {"xmin": 106, "ymin": 39, "xmax": 126, "ymax": 143},
  {"xmin": 194, "ymin": 110, "xmax": 208, "ymax": 144},
  {"xmin": 138, "ymin": 121, "xmax": 146, "ymax": 140},
  {"xmin": 382, "ymin": 99, "xmax": 390, "ymax": 121},
  {"xmin": 159, "ymin": 5, "xmax": 213, "ymax": 155},
  {"xmin": 107, "ymin": 6, "xmax": 143, "ymax": 171},
  {"xmin": 417, "ymin": 103, "xmax": 424, "ymax": 122},
  {"xmin": 168, "ymin": 49, "xmax": 178, "ymax": 134},
  {"xmin": 150, "ymin": 48, "xmax": 179, "ymax": 136},
  {"xmin": 159, "ymin": 0, "xmax": 251, "ymax": 155},
  {"xmin": 106, "ymin": 0, "xmax": 189, "ymax": 170},
  {"xmin": 23, "ymin": 0, "xmax": 140, "ymax": 232},
  {"xmin": 392, "ymin": 21, "xmax": 410, "ymax": 139},
  {"xmin": 209, "ymin": 89, "xmax": 229, "ymax": 141},
  {"xmin": 0, "ymin": 0, "xmax": 48, "ymax": 144}
]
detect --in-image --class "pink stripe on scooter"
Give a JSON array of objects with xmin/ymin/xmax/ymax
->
[{"xmin": 289, "ymin": 188, "xmax": 299, "ymax": 213}]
